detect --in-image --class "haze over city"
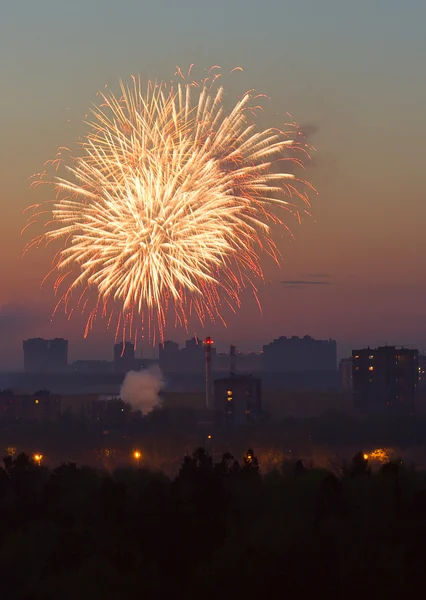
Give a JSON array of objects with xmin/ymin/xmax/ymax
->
[{"xmin": 1, "ymin": 0, "xmax": 426, "ymax": 368}]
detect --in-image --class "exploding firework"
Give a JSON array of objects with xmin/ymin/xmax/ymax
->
[{"xmin": 24, "ymin": 66, "xmax": 314, "ymax": 343}]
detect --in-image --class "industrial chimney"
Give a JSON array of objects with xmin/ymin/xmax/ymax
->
[
  {"xmin": 230, "ymin": 344, "xmax": 236, "ymax": 377},
  {"xmin": 204, "ymin": 336, "xmax": 213, "ymax": 409}
]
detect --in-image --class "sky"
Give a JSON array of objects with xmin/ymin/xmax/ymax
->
[{"xmin": 1, "ymin": 0, "xmax": 426, "ymax": 368}]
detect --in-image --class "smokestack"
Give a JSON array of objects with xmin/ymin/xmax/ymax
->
[
  {"xmin": 205, "ymin": 336, "xmax": 213, "ymax": 410},
  {"xmin": 230, "ymin": 344, "xmax": 236, "ymax": 377}
]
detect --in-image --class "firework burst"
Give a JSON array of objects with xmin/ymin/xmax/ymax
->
[{"xmin": 24, "ymin": 66, "xmax": 314, "ymax": 343}]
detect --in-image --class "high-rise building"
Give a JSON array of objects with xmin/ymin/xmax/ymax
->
[
  {"xmin": 48, "ymin": 338, "xmax": 68, "ymax": 372},
  {"xmin": 23, "ymin": 338, "xmax": 49, "ymax": 372},
  {"xmin": 262, "ymin": 336, "xmax": 337, "ymax": 372},
  {"xmin": 23, "ymin": 338, "xmax": 68, "ymax": 373},
  {"xmin": 418, "ymin": 354, "xmax": 426, "ymax": 389},
  {"xmin": 352, "ymin": 346, "xmax": 418, "ymax": 413},
  {"xmin": 179, "ymin": 337, "xmax": 216, "ymax": 373},
  {"xmin": 159, "ymin": 340, "xmax": 180, "ymax": 373},
  {"xmin": 339, "ymin": 357, "xmax": 353, "ymax": 392},
  {"xmin": 113, "ymin": 341, "xmax": 135, "ymax": 372}
]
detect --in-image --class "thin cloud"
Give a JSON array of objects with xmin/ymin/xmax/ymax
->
[{"xmin": 281, "ymin": 280, "xmax": 331, "ymax": 286}]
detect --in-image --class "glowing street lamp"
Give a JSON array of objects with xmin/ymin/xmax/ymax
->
[
  {"xmin": 33, "ymin": 453, "xmax": 43, "ymax": 467},
  {"xmin": 133, "ymin": 450, "xmax": 141, "ymax": 466}
]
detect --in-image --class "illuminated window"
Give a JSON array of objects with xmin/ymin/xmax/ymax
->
[
  {"xmin": 369, "ymin": 355, "xmax": 374, "ymax": 359},
  {"xmin": 35, "ymin": 399, "xmax": 39, "ymax": 404},
  {"xmin": 368, "ymin": 366, "xmax": 374, "ymax": 371},
  {"xmin": 354, "ymin": 355, "xmax": 359, "ymax": 359}
]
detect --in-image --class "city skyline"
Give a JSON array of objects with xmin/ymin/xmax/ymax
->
[
  {"xmin": 17, "ymin": 333, "xmax": 426, "ymax": 374},
  {"xmin": 2, "ymin": 1, "xmax": 426, "ymax": 367}
]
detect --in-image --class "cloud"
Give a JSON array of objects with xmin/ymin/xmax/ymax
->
[
  {"xmin": 281, "ymin": 272, "xmax": 333, "ymax": 288},
  {"xmin": 281, "ymin": 279, "xmax": 331, "ymax": 286}
]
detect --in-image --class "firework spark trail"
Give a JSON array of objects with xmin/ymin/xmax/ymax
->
[{"xmin": 24, "ymin": 67, "xmax": 315, "ymax": 343}]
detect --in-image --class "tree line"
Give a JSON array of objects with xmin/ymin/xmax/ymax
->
[{"xmin": 0, "ymin": 448, "xmax": 425, "ymax": 599}]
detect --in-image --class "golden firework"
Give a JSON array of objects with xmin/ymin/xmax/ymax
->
[{"xmin": 25, "ymin": 67, "xmax": 313, "ymax": 342}]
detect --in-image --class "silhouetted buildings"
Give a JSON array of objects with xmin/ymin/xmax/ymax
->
[
  {"xmin": 180, "ymin": 337, "xmax": 213, "ymax": 373},
  {"xmin": 159, "ymin": 337, "xmax": 216, "ymax": 374},
  {"xmin": 23, "ymin": 338, "xmax": 68, "ymax": 373},
  {"xmin": 48, "ymin": 338, "xmax": 68, "ymax": 372},
  {"xmin": 262, "ymin": 335, "xmax": 337, "ymax": 372},
  {"xmin": 113, "ymin": 342, "xmax": 135, "ymax": 373},
  {"xmin": 339, "ymin": 357, "xmax": 352, "ymax": 392},
  {"xmin": 419, "ymin": 354, "xmax": 426, "ymax": 389},
  {"xmin": 214, "ymin": 375, "xmax": 262, "ymax": 425},
  {"xmin": 0, "ymin": 389, "xmax": 61, "ymax": 420},
  {"xmin": 70, "ymin": 360, "xmax": 113, "ymax": 373},
  {"xmin": 215, "ymin": 351, "xmax": 262, "ymax": 374},
  {"xmin": 159, "ymin": 340, "xmax": 180, "ymax": 372},
  {"xmin": 352, "ymin": 346, "xmax": 418, "ymax": 413}
]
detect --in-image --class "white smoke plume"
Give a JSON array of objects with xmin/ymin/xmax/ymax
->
[{"xmin": 120, "ymin": 365, "xmax": 164, "ymax": 414}]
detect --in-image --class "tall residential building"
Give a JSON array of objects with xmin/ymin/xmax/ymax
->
[
  {"xmin": 113, "ymin": 341, "xmax": 135, "ymax": 373},
  {"xmin": 159, "ymin": 340, "xmax": 180, "ymax": 373},
  {"xmin": 419, "ymin": 354, "xmax": 426, "ymax": 389},
  {"xmin": 180, "ymin": 337, "xmax": 207, "ymax": 373},
  {"xmin": 23, "ymin": 338, "xmax": 68, "ymax": 373},
  {"xmin": 48, "ymin": 338, "xmax": 68, "ymax": 372},
  {"xmin": 158, "ymin": 337, "xmax": 217, "ymax": 374},
  {"xmin": 339, "ymin": 357, "xmax": 353, "ymax": 392},
  {"xmin": 23, "ymin": 338, "xmax": 49, "ymax": 372},
  {"xmin": 352, "ymin": 346, "xmax": 418, "ymax": 413},
  {"xmin": 262, "ymin": 336, "xmax": 337, "ymax": 372}
]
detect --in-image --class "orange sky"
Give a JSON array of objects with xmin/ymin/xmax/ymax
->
[{"xmin": 1, "ymin": 1, "xmax": 426, "ymax": 368}]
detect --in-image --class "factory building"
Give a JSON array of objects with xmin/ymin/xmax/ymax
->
[{"xmin": 214, "ymin": 375, "xmax": 262, "ymax": 425}]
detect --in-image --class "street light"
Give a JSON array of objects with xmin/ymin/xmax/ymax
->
[
  {"xmin": 133, "ymin": 450, "xmax": 141, "ymax": 466},
  {"xmin": 33, "ymin": 453, "xmax": 43, "ymax": 467}
]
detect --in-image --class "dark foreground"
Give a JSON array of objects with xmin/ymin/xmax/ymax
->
[{"xmin": 0, "ymin": 449, "xmax": 425, "ymax": 599}]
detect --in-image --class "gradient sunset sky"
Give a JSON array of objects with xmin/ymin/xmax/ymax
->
[{"xmin": 1, "ymin": 0, "xmax": 426, "ymax": 368}]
